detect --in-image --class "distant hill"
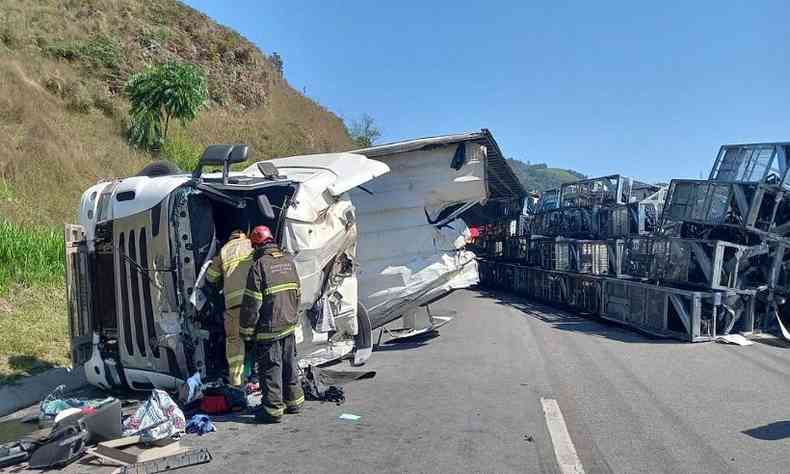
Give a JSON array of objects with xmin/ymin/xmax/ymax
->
[{"xmin": 506, "ymin": 159, "xmax": 586, "ymax": 192}]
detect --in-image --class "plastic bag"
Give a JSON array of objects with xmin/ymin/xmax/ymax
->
[
  {"xmin": 185, "ymin": 372, "xmax": 202, "ymax": 404},
  {"xmin": 122, "ymin": 389, "xmax": 186, "ymax": 442},
  {"xmin": 310, "ymin": 295, "xmax": 336, "ymax": 333},
  {"xmin": 39, "ymin": 385, "xmax": 84, "ymax": 421}
]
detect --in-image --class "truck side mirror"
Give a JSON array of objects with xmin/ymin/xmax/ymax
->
[{"xmin": 193, "ymin": 144, "xmax": 249, "ymax": 181}]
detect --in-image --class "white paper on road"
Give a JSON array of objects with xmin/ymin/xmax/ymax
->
[{"xmin": 715, "ymin": 334, "xmax": 754, "ymax": 346}]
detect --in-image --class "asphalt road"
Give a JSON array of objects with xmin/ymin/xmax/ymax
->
[{"xmin": 33, "ymin": 288, "xmax": 790, "ymax": 473}]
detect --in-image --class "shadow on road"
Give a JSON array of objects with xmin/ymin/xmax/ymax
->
[
  {"xmin": 476, "ymin": 287, "xmax": 679, "ymax": 345},
  {"xmin": 373, "ymin": 331, "xmax": 440, "ymax": 352},
  {"xmin": 751, "ymin": 337, "xmax": 790, "ymax": 349},
  {"xmin": 0, "ymin": 355, "xmax": 57, "ymax": 385},
  {"xmin": 743, "ymin": 421, "xmax": 790, "ymax": 440}
]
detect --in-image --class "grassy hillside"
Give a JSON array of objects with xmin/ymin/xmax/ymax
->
[
  {"xmin": 0, "ymin": 0, "xmax": 353, "ymax": 380},
  {"xmin": 506, "ymin": 159, "xmax": 586, "ymax": 192},
  {"xmin": 0, "ymin": 0, "xmax": 353, "ymax": 226}
]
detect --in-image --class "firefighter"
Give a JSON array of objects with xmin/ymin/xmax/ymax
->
[
  {"xmin": 206, "ymin": 229, "xmax": 254, "ymax": 387},
  {"xmin": 240, "ymin": 225, "xmax": 304, "ymax": 423}
]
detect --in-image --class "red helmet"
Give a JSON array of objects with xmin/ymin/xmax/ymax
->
[{"xmin": 250, "ymin": 225, "xmax": 273, "ymax": 246}]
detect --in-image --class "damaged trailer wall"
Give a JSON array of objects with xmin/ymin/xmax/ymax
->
[{"xmin": 350, "ymin": 141, "xmax": 487, "ymax": 329}]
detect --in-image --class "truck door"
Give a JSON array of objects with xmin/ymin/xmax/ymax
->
[{"xmin": 64, "ymin": 224, "xmax": 93, "ymax": 366}]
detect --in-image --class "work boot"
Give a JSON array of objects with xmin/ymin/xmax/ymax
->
[
  {"xmin": 286, "ymin": 405, "xmax": 302, "ymax": 415},
  {"xmin": 254, "ymin": 410, "xmax": 282, "ymax": 424}
]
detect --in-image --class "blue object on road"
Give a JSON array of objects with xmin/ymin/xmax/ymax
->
[{"xmin": 185, "ymin": 414, "xmax": 216, "ymax": 436}]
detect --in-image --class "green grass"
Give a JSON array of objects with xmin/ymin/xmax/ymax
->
[
  {"xmin": 0, "ymin": 219, "xmax": 64, "ymax": 294},
  {"xmin": 0, "ymin": 220, "xmax": 68, "ymax": 383},
  {"xmin": 0, "ymin": 285, "xmax": 69, "ymax": 384}
]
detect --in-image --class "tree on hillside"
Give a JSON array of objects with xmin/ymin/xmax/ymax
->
[
  {"xmin": 125, "ymin": 62, "xmax": 208, "ymax": 149},
  {"xmin": 348, "ymin": 113, "xmax": 381, "ymax": 148}
]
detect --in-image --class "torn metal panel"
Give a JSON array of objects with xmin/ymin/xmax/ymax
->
[{"xmin": 352, "ymin": 133, "xmax": 520, "ymax": 329}]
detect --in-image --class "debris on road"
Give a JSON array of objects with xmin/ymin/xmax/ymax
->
[
  {"xmin": 122, "ymin": 390, "xmax": 185, "ymax": 443},
  {"xmin": 338, "ymin": 413, "xmax": 361, "ymax": 421},
  {"xmin": 28, "ymin": 420, "xmax": 89, "ymax": 469},
  {"xmin": 185, "ymin": 414, "xmax": 216, "ymax": 436},
  {"xmin": 197, "ymin": 383, "xmax": 247, "ymax": 415},
  {"xmin": 302, "ymin": 366, "xmax": 376, "ymax": 406},
  {"xmin": 180, "ymin": 372, "xmax": 203, "ymax": 405},
  {"xmin": 117, "ymin": 447, "xmax": 212, "ymax": 473},
  {"xmin": 715, "ymin": 334, "xmax": 754, "ymax": 346}
]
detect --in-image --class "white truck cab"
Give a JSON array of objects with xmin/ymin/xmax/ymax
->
[{"xmin": 65, "ymin": 145, "xmax": 389, "ymax": 390}]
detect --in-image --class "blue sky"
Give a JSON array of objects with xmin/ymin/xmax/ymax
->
[{"xmin": 184, "ymin": 0, "xmax": 790, "ymax": 183}]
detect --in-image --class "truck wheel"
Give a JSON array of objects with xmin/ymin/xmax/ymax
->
[
  {"xmin": 136, "ymin": 160, "xmax": 183, "ymax": 177},
  {"xmin": 353, "ymin": 303, "xmax": 373, "ymax": 366}
]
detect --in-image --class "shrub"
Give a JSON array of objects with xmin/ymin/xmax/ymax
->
[
  {"xmin": 125, "ymin": 62, "xmax": 208, "ymax": 149},
  {"xmin": 92, "ymin": 87, "xmax": 116, "ymax": 117},
  {"xmin": 46, "ymin": 35, "xmax": 123, "ymax": 69},
  {"xmin": 46, "ymin": 40, "xmax": 82, "ymax": 61},
  {"xmin": 161, "ymin": 133, "xmax": 201, "ymax": 172},
  {"xmin": 65, "ymin": 82, "xmax": 92, "ymax": 113},
  {"xmin": 80, "ymin": 35, "xmax": 122, "ymax": 69}
]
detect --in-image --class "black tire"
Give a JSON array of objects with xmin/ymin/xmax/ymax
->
[
  {"xmin": 136, "ymin": 160, "xmax": 183, "ymax": 177},
  {"xmin": 353, "ymin": 303, "xmax": 373, "ymax": 366}
]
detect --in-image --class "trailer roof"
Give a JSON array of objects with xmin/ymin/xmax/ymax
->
[{"xmin": 354, "ymin": 129, "xmax": 527, "ymax": 202}]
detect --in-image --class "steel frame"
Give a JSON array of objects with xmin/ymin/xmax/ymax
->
[
  {"xmin": 620, "ymin": 237, "xmax": 752, "ymax": 291},
  {"xmin": 660, "ymin": 179, "xmax": 790, "ymax": 243},
  {"xmin": 709, "ymin": 142, "xmax": 790, "ymax": 188},
  {"xmin": 477, "ymin": 259, "xmax": 756, "ymax": 342}
]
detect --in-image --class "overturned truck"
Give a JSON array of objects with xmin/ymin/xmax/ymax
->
[{"xmin": 66, "ymin": 130, "xmax": 519, "ymax": 391}]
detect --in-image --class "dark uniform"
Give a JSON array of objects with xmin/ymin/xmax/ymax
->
[{"xmin": 239, "ymin": 243, "xmax": 304, "ymax": 421}]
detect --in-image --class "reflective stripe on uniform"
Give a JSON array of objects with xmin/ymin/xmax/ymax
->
[
  {"xmin": 256, "ymin": 325, "xmax": 296, "ymax": 341},
  {"xmin": 206, "ymin": 267, "xmax": 221, "ymax": 282},
  {"xmin": 225, "ymin": 288, "xmax": 247, "ymax": 308},
  {"xmin": 263, "ymin": 282, "xmax": 300, "ymax": 296},
  {"xmin": 239, "ymin": 327, "xmax": 256, "ymax": 336},
  {"xmin": 226, "ymin": 354, "xmax": 244, "ymax": 363},
  {"xmin": 244, "ymin": 289, "xmax": 263, "ymax": 301},
  {"xmin": 222, "ymin": 254, "xmax": 253, "ymax": 273},
  {"xmin": 262, "ymin": 405, "xmax": 284, "ymax": 417},
  {"xmin": 285, "ymin": 395, "xmax": 304, "ymax": 407}
]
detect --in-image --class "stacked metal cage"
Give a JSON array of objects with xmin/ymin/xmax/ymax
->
[{"xmin": 478, "ymin": 142, "xmax": 790, "ymax": 342}]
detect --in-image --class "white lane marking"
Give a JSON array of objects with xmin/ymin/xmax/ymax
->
[{"xmin": 541, "ymin": 398, "xmax": 585, "ymax": 474}]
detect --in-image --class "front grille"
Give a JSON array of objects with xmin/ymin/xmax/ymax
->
[
  {"xmin": 118, "ymin": 226, "xmax": 162, "ymax": 361},
  {"xmin": 118, "ymin": 232, "xmax": 134, "ymax": 357}
]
